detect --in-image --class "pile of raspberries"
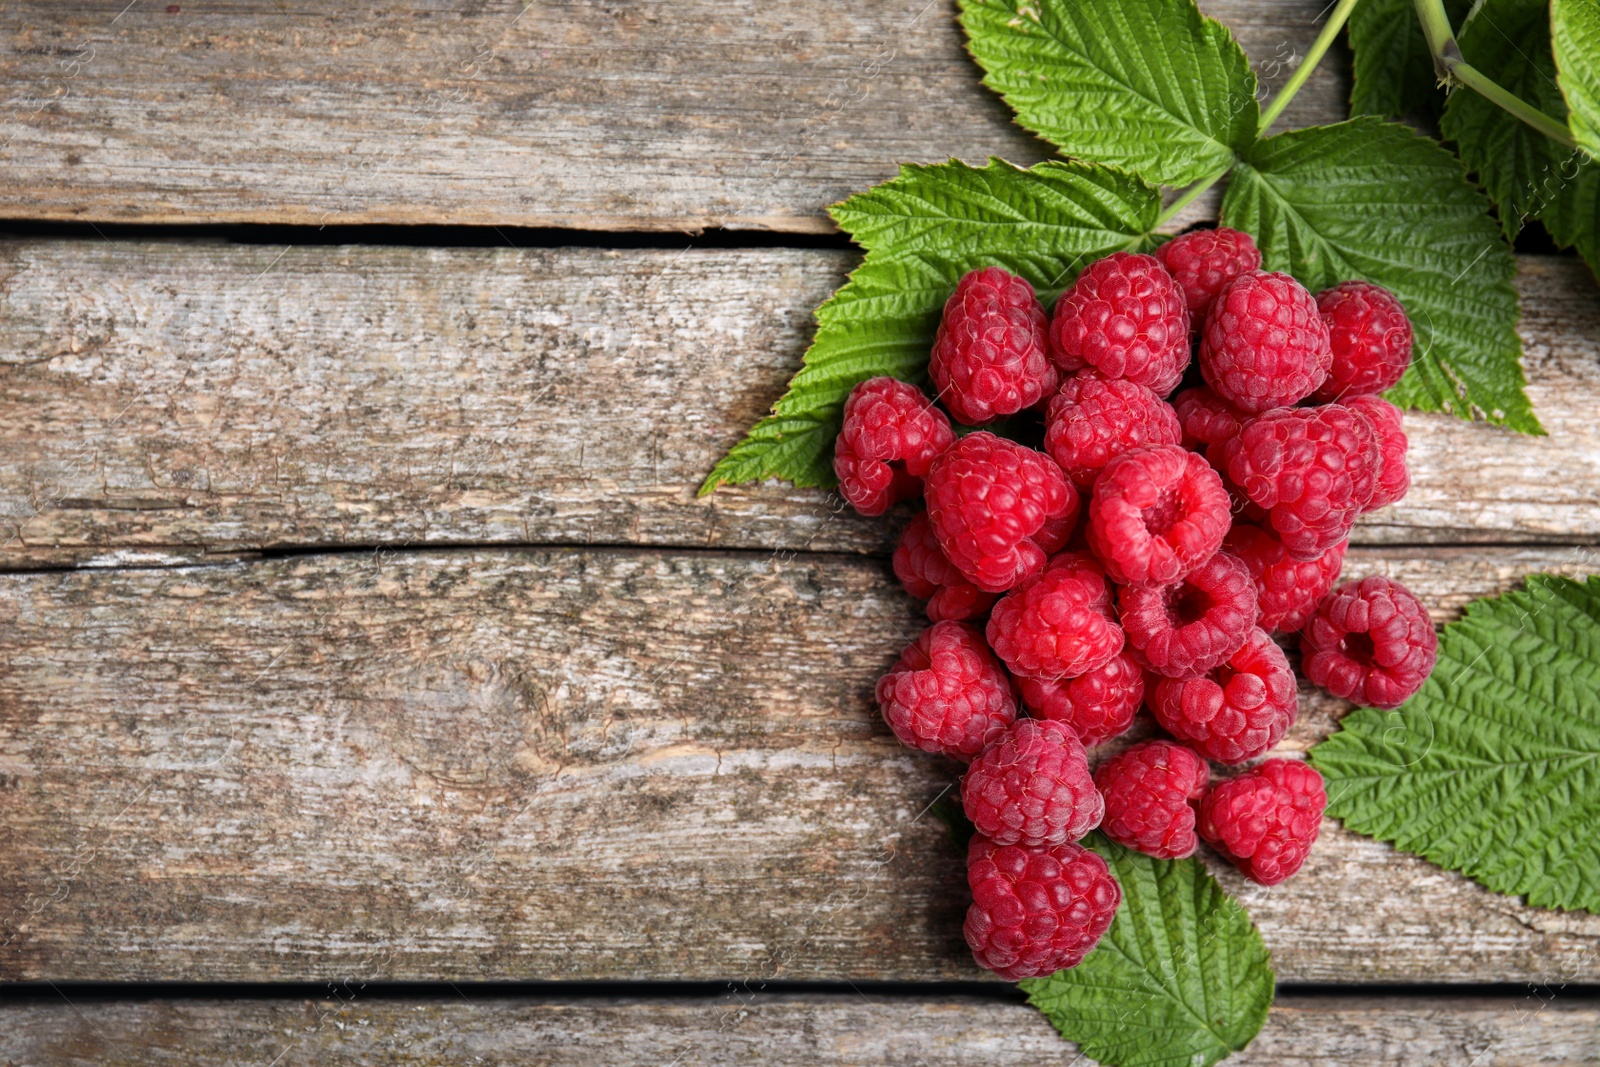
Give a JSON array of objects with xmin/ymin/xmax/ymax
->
[{"xmin": 835, "ymin": 230, "xmax": 1440, "ymax": 981}]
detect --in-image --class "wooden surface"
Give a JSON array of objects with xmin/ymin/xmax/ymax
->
[
  {"xmin": 0, "ymin": 1, "xmax": 1347, "ymax": 233},
  {"xmin": 1, "ymin": 993, "xmax": 1596, "ymax": 1066},
  {"xmin": 3, "ymin": 544, "xmax": 1598, "ymax": 984},
  {"xmin": 3, "ymin": 244, "xmax": 1598, "ymax": 567}
]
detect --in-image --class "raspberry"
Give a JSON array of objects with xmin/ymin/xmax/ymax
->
[
  {"xmin": 1050, "ymin": 252, "xmax": 1190, "ymax": 395},
  {"xmin": 1220, "ymin": 405, "xmax": 1378, "ymax": 560},
  {"xmin": 1198, "ymin": 759, "xmax": 1326, "ymax": 885},
  {"xmin": 930, "ymin": 267, "xmax": 1056, "ymax": 425},
  {"xmin": 1171, "ymin": 385, "xmax": 1244, "ymax": 455},
  {"xmin": 1018, "ymin": 649, "xmax": 1144, "ymax": 747},
  {"xmin": 925, "ymin": 432, "xmax": 1078, "ymax": 594},
  {"xmin": 893, "ymin": 513, "xmax": 999, "ymax": 623},
  {"xmin": 1094, "ymin": 740, "xmax": 1210, "ymax": 859},
  {"xmin": 1154, "ymin": 227, "xmax": 1263, "ymax": 324},
  {"xmin": 1225, "ymin": 522, "xmax": 1347, "ymax": 633},
  {"xmin": 1312, "ymin": 280, "xmax": 1414, "ymax": 401},
  {"xmin": 987, "ymin": 552, "xmax": 1123, "ymax": 681},
  {"xmin": 1149, "ymin": 627, "xmax": 1297, "ymax": 763},
  {"xmin": 876, "ymin": 621, "xmax": 1017, "ymax": 762},
  {"xmin": 1087, "ymin": 445, "xmax": 1231, "ymax": 587},
  {"xmin": 1301, "ymin": 576, "xmax": 1438, "ymax": 709},
  {"xmin": 1045, "ymin": 373, "xmax": 1183, "ymax": 488},
  {"xmin": 1200, "ymin": 271, "xmax": 1332, "ymax": 413},
  {"xmin": 1118, "ymin": 551, "xmax": 1258, "ymax": 678},
  {"xmin": 964, "ymin": 835, "xmax": 1121, "ymax": 979},
  {"xmin": 962, "ymin": 718, "xmax": 1104, "ymax": 847},
  {"xmin": 833, "ymin": 377, "xmax": 957, "ymax": 516},
  {"xmin": 1345, "ymin": 394, "xmax": 1410, "ymax": 512}
]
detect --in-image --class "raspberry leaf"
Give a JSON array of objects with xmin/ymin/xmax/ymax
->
[
  {"xmin": 1222, "ymin": 118, "xmax": 1539, "ymax": 434},
  {"xmin": 958, "ymin": 0, "xmax": 1257, "ymax": 186},
  {"xmin": 1346, "ymin": 0, "xmax": 1469, "ymax": 120},
  {"xmin": 1441, "ymin": 0, "xmax": 1600, "ymax": 269},
  {"xmin": 1552, "ymin": 0, "xmax": 1600, "ymax": 157},
  {"xmin": 1311, "ymin": 575, "xmax": 1600, "ymax": 913},
  {"xmin": 1021, "ymin": 834, "xmax": 1273, "ymax": 1067},
  {"xmin": 702, "ymin": 159, "xmax": 1160, "ymax": 493}
]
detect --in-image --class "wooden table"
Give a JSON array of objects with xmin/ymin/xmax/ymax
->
[{"xmin": 1, "ymin": 2, "xmax": 1597, "ymax": 1063}]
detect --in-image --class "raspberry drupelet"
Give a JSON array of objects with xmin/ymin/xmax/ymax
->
[
  {"xmin": 1199, "ymin": 759, "xmax": 1327, "ymax": 885},
  {"xmin": 833, "ymin": 376, "xmax": 956, "ymax": 517},
  {"xmin": 962, "ymin": 718, "xmax": 1103, "ymax": 847},
  {"xmin": 1118, "ymin": 550, "xmax": 1259, "ymax": 678},
  {"xmin": 1018, "ymin": 648, "xmax": 1145, "ymax": 747},
  {"xmin": 1094, "ymin": 740, "xmax": 1210, "ymax": 859},
  {"xmin": 875, "ymin": 621, "xmax": 1017, "ymax": 762},
  {"xmin": 892, "ymin": 512, "xmax": 998, "ymax": 623},
  {"xmin": 931, "ymin": 267, "xmax": 1058, "ymax": 425},
  {"xmin": 987, "ymin": 552, "xmax": 1122, "ymax": 681},
  {"xmin": 1087, "ymin": 444, "xmax": 1232, "ymax": 587},
  {"xmin": 1300, "ymin": 576, "xmax": 1438, "ymax": 708},
  {"xmin": 1200, "ymin": 270, "xmax": 1332, "ymax": 413},
  {"xmin": 1154, "ymin": 226, "xmax": 1263, "ymax": 325},
  {"xmin": 964, "ymin": 835, "xmax": 1121, "ymax": 979},
  {"xmin": 1148, "ymin": 626, "xmax": 1298, "ymax": 763},
  {"xmin": 925, "ymin": 432, "xmax": 1077, "ymax": 594},
  {"xmin": 1312, "ymin": 280, "xmax": 1414, "ymax": 401},
  {"xmin": 1050, "ymin": 252, "xmax": 1191, "ymax": 395},
  {"xmin": 1225, "ymin": 522, "xmax": 1347, "ymax": 634},
  {"xmin": 1045, "ymin": 373, "xmax": 1184, "ymax": 488}
]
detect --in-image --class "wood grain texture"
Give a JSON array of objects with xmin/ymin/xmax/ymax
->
[
  {"xmin": 0, "ymin": 0, "xmax": 1345, "ymax": 232},
  {"xmin": 3, "ymin": 243, "xmax": 1596, "ymax": 566},
  {"xmin": 0, "ymin": 993, "xmax": 1596, "ymax": 1066},
  {"xmin": 2, "ymin": 544, "xmax": 1597, "ymax": 983}
]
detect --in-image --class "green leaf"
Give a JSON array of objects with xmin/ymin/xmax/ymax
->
[
  {"xmin": 1441, "ymin": 0, "xmax": 1600, "ymax": 270},
  {"xmin": 1347, "ymin": 0, "xmax": 1471, "ymax": 119},
  {"xmin": 1553, "ymin": 0, "xmax": 1600, "ymax": 156},
  {"xmin": 1310, "ymin": 575, "xmax": 1600, "ymax": 913},
  {"xmin": 1222, "ymin": 117, "xmax": 1539, "ymax": 434},
  {"xmin": 701, "ymin": 159, "xmax": 1161, "ymax": 493},
  {"xmin": 958, "ymin": 0, "xmax": 1257, "ymax": 186},
  {"xmin": 1022, "ymin": 834, "xmax": 1273, "ymax": 1067}
]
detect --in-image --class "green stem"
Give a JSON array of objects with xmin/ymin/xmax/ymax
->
[
  {"xmin": 1152, "ymin": 163, "xmax": 1232, "ymax": 230},
  {"xmin": 1259, "ymin": 0, "xmax": 1362, "ymax": 135},
  {"xmin": 1412, "ymin": 0, "xmax": 1577, "ymax": 148}
]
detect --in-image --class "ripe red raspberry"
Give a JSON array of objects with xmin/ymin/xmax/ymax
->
[
  {"xmin": 964, "ymin": 835, "xmax": 1121, "ymax": 979},
  {"xmin": 1312, "ymin": 280, "xmax": 1414, "ymax": 401},
  {"xmin": 1301, "ymin": 576, "xmax": 1438, "ymax": 709},
  {"xmin": 925, "ymin": 432, "xmax": 1077, "ymax": 594},
  {"xmin": 1220, "ymin": 405, "xmax": 1378, "ymax": 560},
  {"xmin": 1200, "ymin": 271, "xmax": 1332, "ymax": 413},
  {"xmin": 1225, "ymin": 522, "xmax": 1347, "ymax": 634},
  {"xmin": 1018, "ymin": 649, "xmax": 1144, "ymax": 747},
  {"xmin": 1149, "ymin": 627, "xmax": 1297, "ymax": 763},
  {"xmin": 1154, "ymin": 227, "xmax": 1263, "ymax": 324},
  {"xmin": 987, "ymin": 553, "xmax": 1122, "ymax": 681},
  {"xmin": 1045, "ymin": 373, "xmax": 1183, "ymax": 488},
  {"xmin": 1345, "ymin": 394, "xmax": 1410, "ymax": 512},
  {"xmin": 893, "ymin": 513, "xmax": 999, "ymax": 623},
  {"xmin": 930, "ymin": 267, "xmax": 1056, "ymax": 425},
  {"xmin": 1050, "ymin": 252, "xmax": 1190, "ymax": 395},
  {"xmin": 875, "ymin": 621, "xmax": 1017, "ymax": 762},
  {"xmin": 1198, "ymin": 759, "xmax": 1326, "ymax": 885},
  {"xmin": 962, "ymin": 718, "xmax": 1103, "ymax": 847},
  {"xmin": 1087, "ymin": 445, "xmax": 1231, "ymax": 587},
  {"xmin": 1171, "ymin": 385, "xmax": 1244, "ymax": 455},
  {"xmin": 832, "ymin": 377, "xmax": 956, "ymax": 516},
  {"xmin": 1094, "ymin": 740, "xmax": 1210, "ymax": 859},
  {"xmin": 1119, "ymin": 550, "xmax": 1258, "ymax": 678}
]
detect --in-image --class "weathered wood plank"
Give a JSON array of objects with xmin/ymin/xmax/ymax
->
[
  {"xmin": 2, "ymin": 243, "xmax": 1595, "ymax": 565},
  {"xmin": 1, "ymin": 993, "xmax": 1595, "ymax": 1066},
  {"xmin": 2, "ymin": 545, "xmax": 1597, "ymax": 983},
  {"xmin": 0, "ymin": 1, "xmax": 1345, "ymax": 232}
]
